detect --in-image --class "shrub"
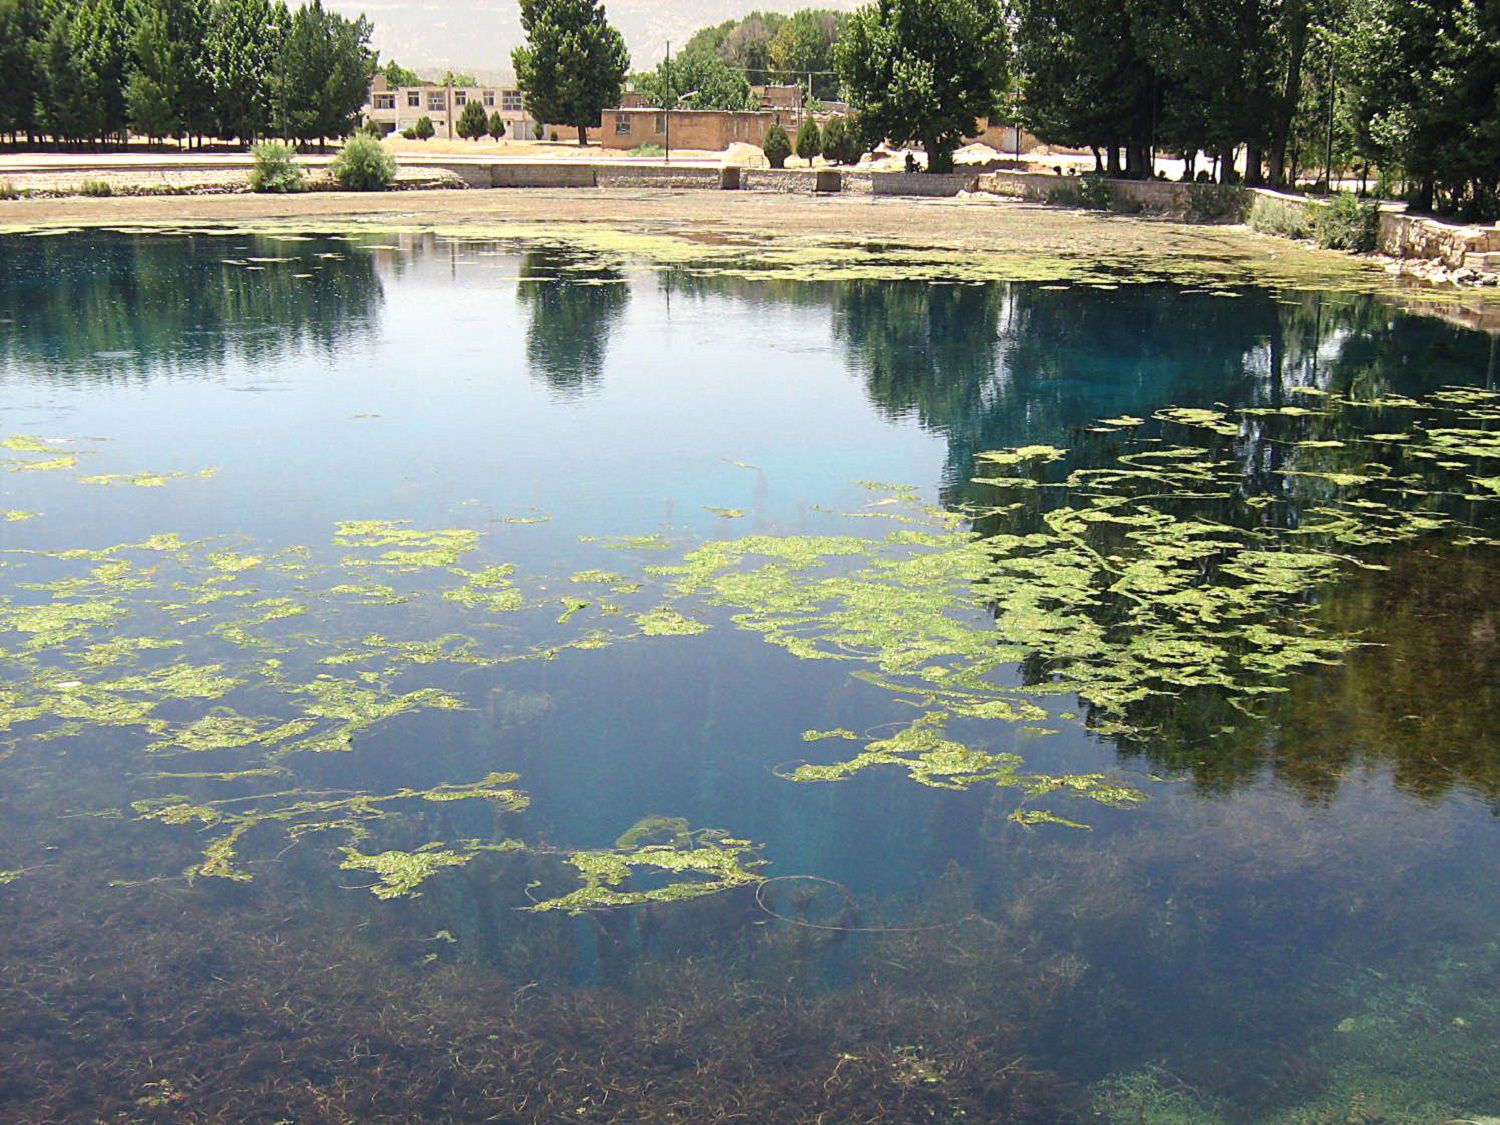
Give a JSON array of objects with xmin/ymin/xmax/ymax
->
[
  {"xmin": 330, "ymin": 133, "xmax": 396, "ymax": 191},
  {"xmin": 534, "ymin": 122, "xmax": 545, "ymax": 140},
  {"xmin": 413, "ymin": 116, "xmax": 435, "ymax": 141},
  {"xmin": 630, "ymin": 143, "xmax": 664, "ymax": 157},
  {"xmin": 457, "ymin": 100, "xmax": 489, "ymax": 140},
  {"xmin": 80, "ymin": 179, "xmax": 113, "ymax": 197},
  {"xmin": 1313, "ymin": 192, "xmax": 1380, "ymax": 252},
  {"xmin": 795, "ymin": 118, "xmax": 822, "ymax": 162},
  {"xmin": 549, "ymin": 129, "xmax": 559, "ymax": 142},
  {"xmin": 1076, "ymin": 173, "xmax": 1113, "ymax": 210},
  {"xmin": 359, "ymin": 118, "xmax": 384, "ymax": 138},
  {"xmin": 821, "ymin": 116, "xmax": 862, "ymax": 165},
  {"xmin": 0, "ymin": 181, "xmax": 17, "ymax": 200},
  {"xmin": 488, "ymin": 111, "xmax": 506, "ymax": 141},
  {"xmin": 1247, "ymin": 194, "xmax": 1313, "ymax": 239},
  {"xmin": 248, "ymin": 140, "xmax": 304, "ymax": 193},
  {"xmin": 400, "ymin": 126, "xmax": 417, "ymax": 140},
  {"xmin": 1185, "ymin": 182, "xmax": 1247, "ymax": 222},
  {"xmin": 763, "ymin": 124, "xmax": 791, "ymax": 169}
]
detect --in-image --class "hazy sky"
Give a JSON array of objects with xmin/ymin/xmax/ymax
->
[{"xmin": 327, "ymin": 0, "xmax": 860, "ymax": 75}]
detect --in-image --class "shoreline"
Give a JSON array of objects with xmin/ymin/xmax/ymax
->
[{"xmin": 1, "ymin": 187, "xmax": 1495, "ymax": 330}]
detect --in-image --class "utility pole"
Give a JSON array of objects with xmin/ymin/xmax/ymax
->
[{"xmin": 664, "ymin": 41, "xmax": 671, "ymax": 165}]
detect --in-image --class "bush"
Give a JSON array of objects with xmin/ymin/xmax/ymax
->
[
  {"xmin": 1185, "ymin": 182, "xmax": 1247, "ymax": 222},
  {"xmin": 359, "ymin": 118, "xmax": 384, "ymax": 138},
  {"xmin": 1247, "ymin": 194, "xmax": 1313, "ymax": 239},
  {"xmin": 248, "ymin": 140, "xmax": 305, "ymax": 194},
  {"xmin": 534, "ymin": 122, "xmax": 545, "ymax": 140},
  {"xmin": 413, "ymin": 116, "xmax": 435, "ymax": 141},
  {"xmin": 1076, "ymin": 173, "xmax": 1113, "ymax": 210},
  {"xmin": 400, "ymin": 126, "xmax": 417, "ymax": 140},
  {"xmin": 0, "ymin": 181, "xmax": 17, "ymax": 201},
  {"xmin": 821, "ymin": 116, "xmax": 862, "ymax": 165},
  {"xmin": 457, "ymin": 100, "xmax": 489, "ymax": 140},
  {"xmin": 80, "ymin": 178, "xmax": 113, "ymax": 197},
  {"xmin": 763, "ymin": 124, "xmax": 791, "ymax": 169},
  {"xmin": 549, "ymin": 130, "xmax": 559, "ymax": 142},
  {"xmin": 1313, "ymin": 192, "xmax": 1380, "ymax": 252},
  {"xmin": 488, "ymin": 111, "xmax": 506, "ymax": 141},
  {"xmin": 329, "ymin": 133, "xmax": 397, "ymax": 191},
  {"xmin": 630, "ymin": 143, "xmax": 664, "ymax": 157},
  {"xmin": 795, "ymin": 118, "xmax": 822, "ymax": 162}
]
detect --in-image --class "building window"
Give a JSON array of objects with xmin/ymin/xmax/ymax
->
[
  {"xmin": 374, "ymin": 94, "xmax": 394, "ymax": 110},
  {"xmin": 407, "ymin": 91, "xmax": 421, "ymax": 108},
  {"xmin": 455, "ymin": 90, "xmax": 467, "ymax": 106},
  {"xmin": 428, "ymin": 92, "xmax": 446, "ymax": 112},
  {"xmin": 615, "ymin": 115, "xmax": 633, "ymax": 136},
  {"xmin": 502, "ymin": 90, "xmax": 524, "ymax": 112},
  {"xmin": 483, "ymin": 91, "xmax": 495, "ymax": 107}
]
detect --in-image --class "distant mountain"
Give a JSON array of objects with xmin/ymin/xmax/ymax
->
[{"xmin": 327, "ymin": 0, "xmax": 860, "ymax": 73}]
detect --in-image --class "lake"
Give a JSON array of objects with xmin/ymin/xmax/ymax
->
[{"xmin": 1, "ymin": 228, "xmax": 1497, "ymax": 1123}]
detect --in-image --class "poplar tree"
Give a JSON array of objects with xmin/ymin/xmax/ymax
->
[
  {"xmin": 513, "ymin": 0, "xmax": 629, "ymax": 145},
  {"xmin": 836, "ymin": 0, "xmax": 1009, "ymax": 173}
]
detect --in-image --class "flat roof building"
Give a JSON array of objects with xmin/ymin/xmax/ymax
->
[{"xmin": 364, "ymin": 74, "xmax": 538, "ymax": 141}]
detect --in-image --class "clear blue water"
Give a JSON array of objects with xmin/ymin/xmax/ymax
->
[{"xmin": 1, "ymin": 230, "xmax": 1498, "ymax": 1123}]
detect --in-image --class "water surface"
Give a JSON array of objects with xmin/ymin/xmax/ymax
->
[{"xmin": 1, "ymin": 230, "xmax": 1498, "ymax": 1123}]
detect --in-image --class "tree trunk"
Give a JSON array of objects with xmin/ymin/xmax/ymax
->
[
  {"xmin": 1268, "ymin": 11, "xmax": 1310, "ymax": 187},
  {"xmin": 1106, "ymin": 144, "xmax": 1121, "ymax": 176},
  {"xmin": 1090, "ymin": 145, "xmax": 1102, "ymax": 174},
  {"xmin": 925, "ymin": 137, "xmax": 954, "ymax": 173},
  {"xmin": 577, "ymin": 124, "xmax": 588, "ymax": 146},
  {"xmin": 1244, "ymin": 142, "xmax": 1264, "ymax": 187}
]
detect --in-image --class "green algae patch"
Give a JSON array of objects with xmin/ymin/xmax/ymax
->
[
  {"xmin": 78, "ymin": 469, "xmax": 216, "ymax": 488},
  {"xmin": 528, "ymin": 831, "xmax": 764, "ymax": 915},
  {"xmin": 3, "ymin": 510, "xmax": 39, "ymax": 522},
  {"xmin": 636, "ymin": 607, "xmax": 710, "ymax": 636},
  {"xmin": 339, "ymin": 845, "xmax": 473, "ymax": 899},
  {"xmin": 334, "ymin": 520, "xmax": 480, "ymax": 570}
]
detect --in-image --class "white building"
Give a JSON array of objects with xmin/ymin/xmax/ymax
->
[{"xmin": 364, "ymin": 74, "xmax": 539, "ymax": 141}]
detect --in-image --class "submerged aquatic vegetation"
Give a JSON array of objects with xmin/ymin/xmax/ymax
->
[{"xmin": 527, "ymin": 830, "xmax": 764, "ymax": 915}]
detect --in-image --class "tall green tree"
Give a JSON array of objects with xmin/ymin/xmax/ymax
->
[
  {"xmin": 126, "ymin": 0, "xmax": 212, "ymax": 143},
  {"xmin": 207, "ymin": 0, "xmax": 287, "ymax": 143},
  {"xmin": 631, "ymin": 49, "xmax": 753, "ymax": 110},
  {"xmin": 513, "ymin": 0, "xmax": 629, "ymax": 145},
  {"xmin": 35, "ymin": 0, "xmax": 132, "ymax": 143},
  {"xmin": 1338, "ymin": 0, "xmax": 1500, "ymax": 217},
  {"xmin": 380, "ymin": 58, "xmax": 419, "ymax": 87},
  {"xmin": 0, "ymin": 0, "xmax": 43, "ymax": 140},
  {"xmin": 835, "ymin": 0, "xmax": 1009, "ymax": 172},
  {"xmin": 272, "ymin": 0, "xmax": 375, "ymax": 144},
  {"xmin": 769, "ymin": 9, "xmax": 846, "ymax": 99}
]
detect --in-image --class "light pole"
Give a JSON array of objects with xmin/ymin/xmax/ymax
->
[{"xmin": 664, "ymin": 91, "xmax": 697, "ymax": 165}]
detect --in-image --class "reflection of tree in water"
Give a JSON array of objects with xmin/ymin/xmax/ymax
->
[
  {"xmin": 0, "ymin": 231, "xmax": 383, "ymax": 381},
  {"xmin": 516, "ymin": 249, "xmax": 631, "ymax": 399},
  {"xmin": 1117, "ymin": 545, "xmax": 1500, "ymax": 806}
]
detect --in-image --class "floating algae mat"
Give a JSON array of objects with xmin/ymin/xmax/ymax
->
[{"xmin": 1, "ymin": 230, "xmax": 1498, "ymax": 1123}]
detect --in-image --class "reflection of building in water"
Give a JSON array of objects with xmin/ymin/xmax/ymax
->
[{"xmin": 0, "ymin": 232, "xmax": 384, "ymax": 382}]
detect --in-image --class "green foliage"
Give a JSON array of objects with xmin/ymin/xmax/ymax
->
[
  {"xmin": 1075, "ymin": 172, "xmax": 1112, "ymax": 209},
  {"xmin": 763, "ymin": 123, "xmax": 791, "ymax": 168},
  {"xmin": 795, "ymin": 116, "xmax": 821, "ymax": 161},
  {"xmin": 412, "ymin": 115, "xmax": 434, "ymax": 141},
  {"xmin": 768, "ymin": 9, "xmax": 846, "ymax": 100},
  {"xmin": 329, "ymin": 132, "xmax": 395, "ymax": 191},
  {"xmin": 1247, "ymin": 193, "xmax": 1313, "ymax": 239},
  {"xmin": 1312, "ymin": 193, "xmax": 1380, "ymax": 252},
  {"xmin": 247, "ymin": 138, "xmax": 303, "ymax": 193},
  {"xmin": 1184, "ymin": 182, "xmax": 1247, "ymax": 222},
  {"xmin": 270, "ymin": 0, "xmax": 375, "ymax": 144},
  {"xmin": 486, "ymin": 110, "xmax": 506, "ymax": 140},
  {"xmin": 206, "ymin": 0, "xmax": 287, "ymax": 144},
  {"xmin": 632, "ymin": 49, "xmax": 753, "ymax": 111},
  {"xmin": 820, "ymin": 114, "xmax": 862, "ymax": 164},
  {"xmin": 380, "ymin": 58, "xmax": 419, "ymax": 87},
  {"xmin": 512, "ymin": 0, "xmax": 629, "ymax": 145},
  {"xmin": 79, "ymin": 178, "xmax": 112, "ymax": 197},
  {"xmin": 836, "ymin": 0, "xmax": 1009, "ymax": 173},
  {"xmin": 455, "ymin": 98, "xmax": 488, "ymax": 140},
  {"xmin": 629, "ymin": 142, "xmax": 664, "ymax": 157}
]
